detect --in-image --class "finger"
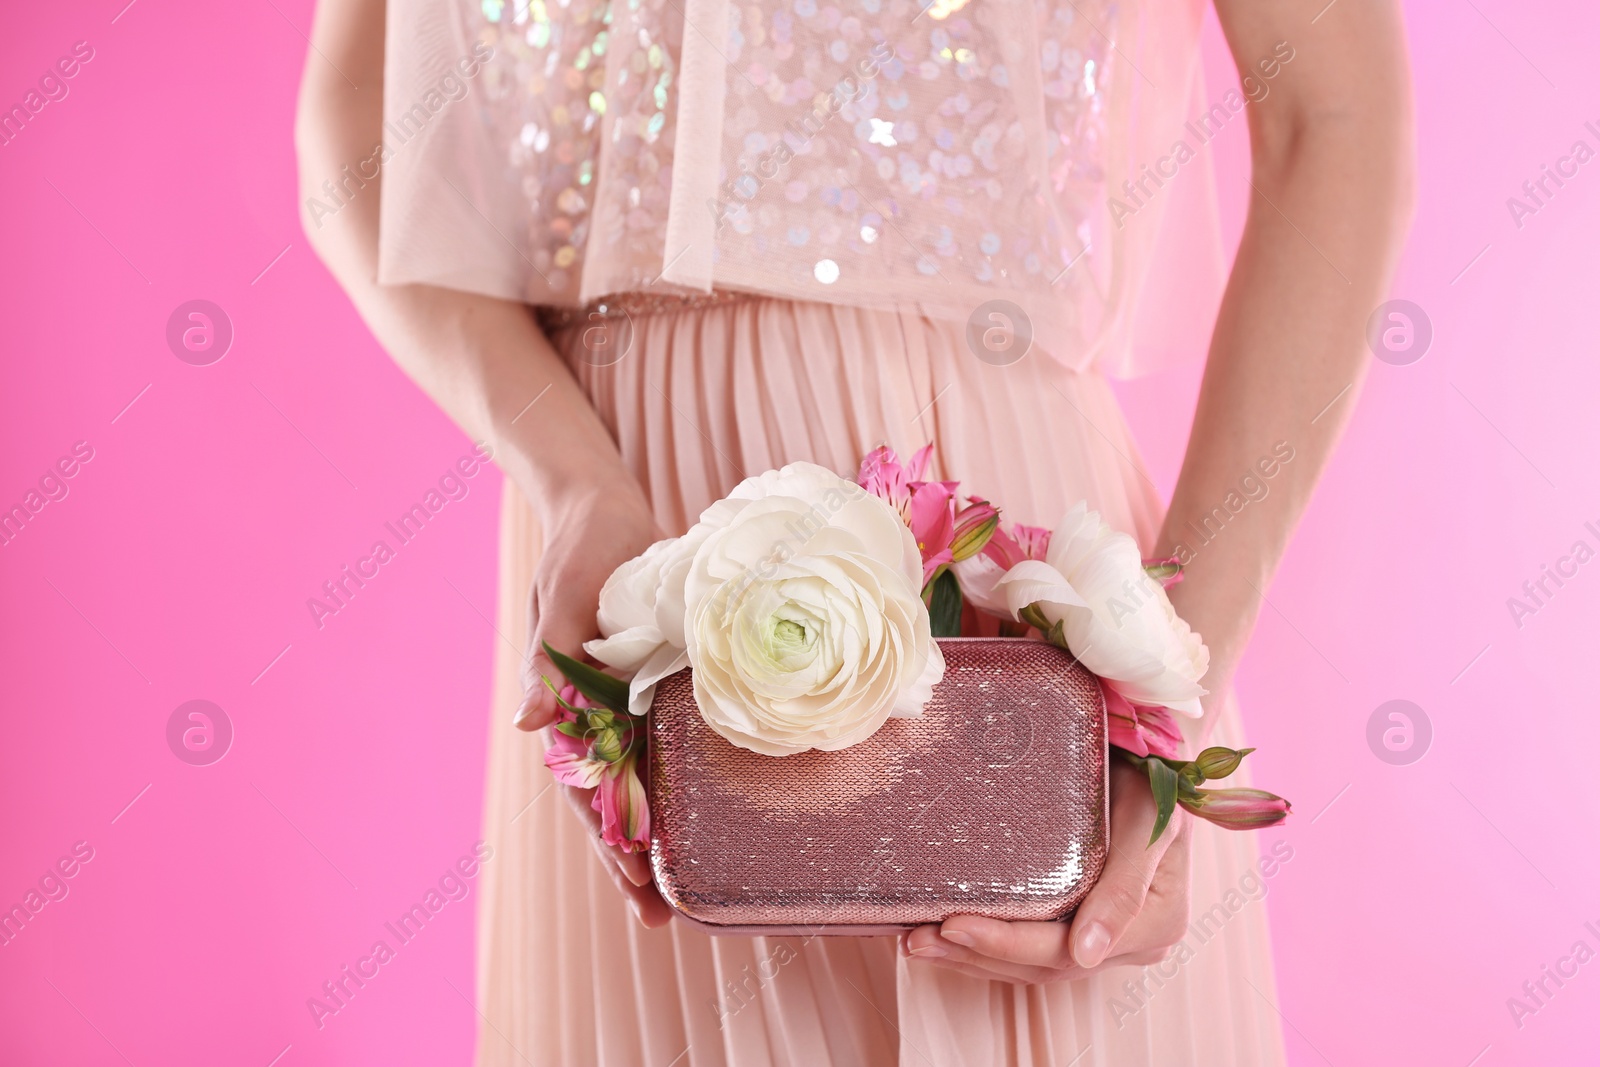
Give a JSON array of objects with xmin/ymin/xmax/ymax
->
[
  {"xmin": 575, "ymin": 801, "xmax": 671, "ymax": 923},
  {"xmin": 904, "ymin": 928, "xmax": 1061, "ymax": 984},
  {"xmin": 513, "ymin": 648, "xmax": 560, "ymax": 732},
  {"xmin": 930, "ymin": 915, "xmax": 1073, "ymax": 970},
  {"xmin": 1068, "ymin": 796, "xmax": 1177, "ymax": 969},
  {"xmin": 905, "ymin": 928, "xmax": 1170, "ymax": 984},
  {"xmin": 615, "ymin": 847, "xmax": 653, "ymax": 888},
  {"xmin": 516, "ymin": 586, "xmax": 604, "ymax": 732},
  {"xmin": 561, "ymin": 779, "xmax": 654, "ymax": 888},
  {"xmin": 586, "ymin": 830, "xmax": 672, "ymax": 926},
  {"xmin": 1079, "ymin": 820, "xmax": 1193, "ymax": 962},
  {"xmin": 515, "ymin": 585, "xmax": 556, "ymax": 731}
]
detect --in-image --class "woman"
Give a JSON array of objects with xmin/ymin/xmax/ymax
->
[{"xmin": 296, "ymin": 0, "xmax": 1411, "ymax": 1061}]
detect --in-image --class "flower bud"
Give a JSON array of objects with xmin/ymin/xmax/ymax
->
[
  {"xmin": 591, "ymin": 725, "xmax": 625, "ymax": 764},
  {"xmin": 1192, "ymin": 745, "xmax": 1253, "ymax": 781},
  {"xmin": 949, "ymin": 499, "xmax": 1000, "ymax": 562},
  {"xmin": 1179, "ymin": 787, "xmax": 1291, "ymax": 829},
  {"xmin": 1141, "ymin": 556, "xmax": 1184, "ymax": 589}
]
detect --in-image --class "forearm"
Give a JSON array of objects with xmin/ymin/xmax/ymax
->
[
  {"xmin": 335, "ymin": 279, "xmax": 639, "ymax": 520},
  {"xmin": 293, "ymin": 0, "xmax": 640, "ymax": 522},
  {"xmin": 1159, "ymin": 107, "xmax": 1413, "ymax": 729}
]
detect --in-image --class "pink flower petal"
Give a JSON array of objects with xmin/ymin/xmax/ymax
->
[
  {"xmin": 908, "ymin": 481, "xmax": 957, "ymax": 572},
  {"xmin": 906, "ymin": 443, "xmax": 935, "ymax": 482},
  {"xmin": 594, "ymin": 754, "xmax": 651, "ymax": 852},
  {"xmin": 1102, "ymin": 683, "xmax": 1186, "ymax": 761}
]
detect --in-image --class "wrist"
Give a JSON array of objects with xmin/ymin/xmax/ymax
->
[
  {"xmin": 1164, "ymin": 570, "xmax": 1257, "ymax": 727},
  {"xmin": 493, "ymin": 432, "xmax": 651, "ymax": 529}
]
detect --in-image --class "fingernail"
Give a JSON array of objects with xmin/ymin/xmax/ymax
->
[
  {"xmin": 1074, "ymin": 921, "xmax": 1111, "ymax": 968},
  {"xmin": 908, "ymin": 943, "xmax": 947, "ymax": 958},
  {"xmin": 512, "ymin": 695, "xmax": 538, "ymax": 730},
  {"xmin": 629, "ymin": 901, "xmax": 642, "ymax": 925},
  {"xmin": 942, "ymin": 929, "xmax": 975, "ymax": 948}
]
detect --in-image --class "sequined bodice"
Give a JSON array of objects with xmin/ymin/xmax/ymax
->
[
  {"xmin": 480, "ymin": 0, "xmax": 1113, "ymax": 306},
  {"xmin": 379, "ymin": 0, "xmax": 1211, "ymax": 372}
]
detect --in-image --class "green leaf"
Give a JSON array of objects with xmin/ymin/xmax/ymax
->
[
  {"xmin": 554, "ymin": 720, "xmax": 586, "ymax": 738},
  {"xmin": 541, "ymin": 641, "xmax": 632, "ymax": 714},
  {"xmin": 1145, "ymin": 757, "xmax": 1180, "ymax": 847},
  {"xmin": 541, "ymin": 675, "xmax": 589, "ymax": 717},
  {"xmin": 928, "ymin": 568, "xmax": 964, "ymax": 638}
]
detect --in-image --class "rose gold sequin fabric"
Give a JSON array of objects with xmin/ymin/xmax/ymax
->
[{"xmin": 649, "ymin": 637, "xmax": 1108, "ymax": 932}]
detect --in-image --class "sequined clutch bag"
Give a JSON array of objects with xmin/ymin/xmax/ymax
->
[{"xmin": 647, "ymin": 637, "xmax": 1109, "ymax": 935}]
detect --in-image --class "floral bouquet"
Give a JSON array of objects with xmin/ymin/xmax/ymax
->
[{"xmin": 542, "ymin": 446, "xmax": 1290, "ymax": 855}]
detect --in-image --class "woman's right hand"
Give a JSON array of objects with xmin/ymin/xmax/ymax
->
[{"xmin": 513, "ymin": 482, "xmax": 676, "ymax": 927}]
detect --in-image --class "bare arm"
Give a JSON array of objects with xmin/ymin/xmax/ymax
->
[
  {"xmin": 906, "ymin": 0, "xmax": 1414, "ymax": 978},
  {"xmin": 1162, "ymin": 0, "xmax": 1415, "ymax": 733},
  {"xmin": 297, "ymin": 0, "xmax": 670, "ymax": 922},
  {"xmin": 294, "ymin": 0, "xmax": 638, "ymax": 521},
  {"xmin": 295, "ymin": 0, "xmax": 660, "ymax": 721}
]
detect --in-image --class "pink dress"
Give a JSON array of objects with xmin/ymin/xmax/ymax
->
[{"xmin": 376, "ymin": 1, "xmax": 1286, "ymax": 1063}]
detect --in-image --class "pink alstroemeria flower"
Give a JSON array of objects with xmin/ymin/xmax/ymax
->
[
  {"xmin": 908, "ymin": 480, "xmax": 957, "ymax": 584},
  {"xmin": 542, "ymin": 684, "xmax": 651, "ymax": 852},
  {"xmin": 858, "ymin": 444, "xmax": 960, "ymax": 585},
  {"xmin": 951, "ymin": 519, "xmax": 1052, "ymax": 617},
  {"xmin": 543, "ymin": 685, "xmax": 610, "ymax": 789},
  {"xmin": 1102, "ymin": 684, "xmax": 1186, "ymax": 761},
  {"xmin": 1179, "ymin": 788, "xmax": 1292, "ymax": 830},
  {"xmin": 544, "ymin": 727, "xmax": 610, "ymax": 790},
  {"xmin": 596, "ymin": 751, "xmax": 650, "ymax": 852},
  {"xmin": 857, "ymin": 443, "xmax": 933, "ymax": 523},
  {"xmin": 978, "ymin": 519, "xmax": 1053, "ymax": 571},
  {"xmin": 950, "ymin": 498, "xmax": 1000, "ymax": 563}
]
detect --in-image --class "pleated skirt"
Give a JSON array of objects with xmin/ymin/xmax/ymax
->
[{"xmin": 474, "ymin": 296, "xmax": 1288, "ymax": 1067}]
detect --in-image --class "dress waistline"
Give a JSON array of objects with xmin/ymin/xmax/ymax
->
[{"xmin": 535, "ymin": 289, "xmax": 756, "ymax": 332}]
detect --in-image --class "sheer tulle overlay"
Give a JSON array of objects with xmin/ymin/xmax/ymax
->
[
  {"xmin": 379, "ymin": 0, "xmax": 1226, "ymax": 377},
  {"xmin": 475, "ymin": 297, "xmax": 1287, "ymax": 1067}
]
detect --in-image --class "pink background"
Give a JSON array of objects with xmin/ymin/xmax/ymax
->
[{"xmin": 2, "ymin": 1, "xmax": 1597, "ymax": 1064}]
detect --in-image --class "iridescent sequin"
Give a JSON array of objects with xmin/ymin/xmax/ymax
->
[{"xmin": 472, "ymin": 0, "xmax": 1114, "ymax": 302}]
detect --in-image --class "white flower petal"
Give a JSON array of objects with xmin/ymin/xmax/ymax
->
[
  {"xmin": 584, "ymin": 625, "xmax": 666, "ymax": 676},
  {"xmin": 591, "ymin": 460, "xmax": 943, "ymax": 753},
  {"xmin": 986, "ymin": 504, "xmax": 1210, "ymax": 717},
  {"xmin": 996, "ymin": 558, "xmax": 1089, "ymax": 619},
  {"xmin": 890, "ymin": 637, "xmax": 944, "ymax": 718},
  {"xmin": 951, "ymin": 553, "xmax": 1008, "ymax": 615},
  {"xmin": 625, "ymin": 643, "xmax": 691, "ymax": 719},
  {"xmin": 594, "ymin": 539, "xmax": 674, "ymax": 637}
]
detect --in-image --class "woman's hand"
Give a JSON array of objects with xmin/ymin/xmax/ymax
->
[
  {"xmin": 512, "ymin": 483, "xmax": 676, "ymax": 928},
  {"xmin": 512, "ymin": 484, "xmax": 659, "ymax": 732},
  {"xmin": 903, "ymin": 758, "xmax": 1192, "ymax": 982},
  {"xmin": 556, "ymin": 781, "xmax": 674, "ymax": 927}
]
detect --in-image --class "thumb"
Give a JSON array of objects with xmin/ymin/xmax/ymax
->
[
  {"xmin": 1070, "ymin": 775, "xmax": 1177, "ymax": 967},
  {"xmin": 513, "ymin": 647, "xmax": 561, "ymax": 732},
  {"xmin": 515, "ymin": 594, "xmax": 601, "ymax": 732}
]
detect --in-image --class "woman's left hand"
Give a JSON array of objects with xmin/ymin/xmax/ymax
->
[{"xmin": 903, "ymin": 758, "xmax": 1192, "ymax": 983}]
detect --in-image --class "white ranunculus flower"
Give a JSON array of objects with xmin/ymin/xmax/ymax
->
[
  {"xmin": 586, "ymin": 462, "xmax": 944, "ymax": 752},
  {"xmin": 996, "ymin": 503, "xmax": 1209, "ymax": 716},
  {"xmin": 584, "ymin": 536, "xmax": 700, "ymax": 717}
]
